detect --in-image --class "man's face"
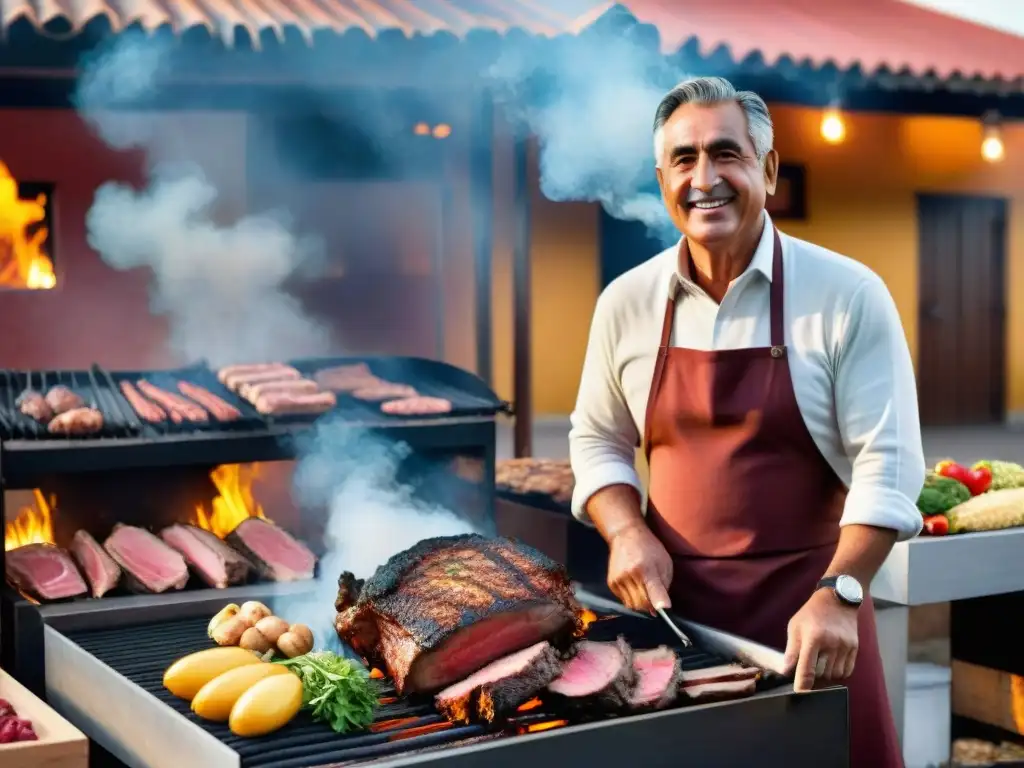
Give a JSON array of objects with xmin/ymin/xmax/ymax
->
[{"xmin": 655, "ymin": 101, "xmax": 778, "ymax": 247}]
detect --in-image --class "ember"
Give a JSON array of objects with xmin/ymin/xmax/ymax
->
[
  {"xmin": 4, "ymin": 490, "xmax": 56, "ymax": 551},
  {"xmin": 0, "ymin": 162, "xmax": 55, "ymax": 290},
  {"xmin": 522, "ymin": 720, "xmax": 568, "ymax": 734},
  {"xmin": 193, "ymin": 463, "xmax": 266, "ymax": 539}
]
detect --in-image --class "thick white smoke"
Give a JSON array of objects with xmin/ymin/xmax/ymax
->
[
  {"xmin": 281, "ymin": 420, "xmax": 476, "ymax": 648},
  {"xmin": 74, "ymin": 34, "xmax": 331, "ymax": 366}
]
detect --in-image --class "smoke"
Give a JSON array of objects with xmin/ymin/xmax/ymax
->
[
  {"xmin": 74, "ymin": 34, "xmax": 330, "ymax": 366},
  {"xmin": 280, "ymin": 419, "xmax": 476, "ymax": 650},
  {"xmin": 489, "ymin": 28, "xmax": 683, "ymax": 245}
]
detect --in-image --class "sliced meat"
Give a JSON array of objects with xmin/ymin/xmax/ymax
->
[
  {"xmin": 103, "ymin": 524, "xmax": 189, "ymax": 593},
  {"xmin": 334, "ymin": 534, "xmax": 584, "ymax": 695},
  {"xmin": 254, "ymin": 390, "xmax": 336, "ymax": 416},
  {"xmin": 547, "ymin": 638, "xmax": 636, "ymax": 709},
  {"xmin": 16, "ymin": 390, "xmax": 52, "ymax": 423},
  {"xmin": 435, "ymin": 641, "xmax": 561, "ymax": 724},
  {"xmin": 119, "ymin": 380, "xmax": 167, "ymax": 423},
  {"xmin": 160, "ymin": 524, "xmax": 252, "ymax": 589},
  {"xmin": 240, "ymin": 378, "xmax": 319, "ymax": 402},
  {"xmin": 176, "ymin": 382, "xmax": 241, "ymax": 422},
  {"xmin": 48, "ymin": 407, "xmax": 103, "ymax": 436},
  {"xmin": 217, "ymin": 363, "xmax": 292, "ymax": 385},
  {"xmin": 226, "ymin": 518, "xmax": 316, "ymax": 581},
  {"xmin": 351, "ymin": 382, "xmax": 418, "ymax": 402},
  {"xmin": 5, "ymin": 543, "xmax": 88, "ymax": 601},
  {"xmin": 677, "ymin": 663, "xmax": 760, "ymax": 687},
  {"xmin": 224, "ymin": 367, "xmax": 301, "ymax": 392},
  {"xmin": 380, "ymin": 397, "xmax": 453, "ymax": 417},
  {"xmin": 70, "ymin": 530, "xmax": 121, "ymax": 598},
  {"xmin": 136, "ymin": 380, "xmax": 208, "ymax": 423},
  {"xmin": 45, "ymin": 385, "xmax": 84, "ymax": 415},
  {"xmin": 681, "ymin": 677, "xmax": 757, "ymax": 702},
  {"xmin": 628, "ymin": 647, "xmax": 682, "ymax": 710},
  {"xmin": 314, "ymin": 364, "xmax": 379, "ymax": 391}
]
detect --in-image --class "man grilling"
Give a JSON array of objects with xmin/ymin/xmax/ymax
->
[{"xmin": 569, "ymin": 76, "xmax": 923, "ymax": 768}]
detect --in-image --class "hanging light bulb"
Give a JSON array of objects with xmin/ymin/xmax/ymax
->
[
  {"xmin": 981, "ymin": 111, "xmax": 1005, "ymax": 163},
  {"xmin": 820, "ymin": 105, "xmax": 846, "ymax": 145}
]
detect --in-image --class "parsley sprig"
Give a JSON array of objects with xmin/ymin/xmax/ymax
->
[{"xmin": 276, "ymin": 652, "xmax": 379, "ymax": 733}]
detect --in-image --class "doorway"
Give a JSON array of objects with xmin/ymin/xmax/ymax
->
[{"xmin": 917, "ymin": 194, "xmax": 1007, "ymax": 426}]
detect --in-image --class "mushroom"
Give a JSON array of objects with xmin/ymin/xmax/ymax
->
[
  {"xmin": 239, "ymin": 627, "xmax": 273, "ymax": 654},
  {"xmin": 276, "ymin": 624, "xmax": 314, "ymax": 658},
  {"xmin": 237, "ymin": 601, "xmax": 272, "ymax": 627},
  {"xmin": 254, "ymin": 616, "xmax": 290, "ymax": 645}
]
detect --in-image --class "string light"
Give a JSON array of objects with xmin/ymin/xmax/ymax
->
[
  {"xmin": 820, "ymin": 105, "xmax": 846, "ymax": 145},
  {"xmin": 412, "ymin": 123, "xmax": 453, "ymax": 139},
  {"xmin": 981, "ymin": 111, "xmax": 1005, "ymax": 163}
]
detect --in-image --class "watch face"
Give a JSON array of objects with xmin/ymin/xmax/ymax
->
[{"xmin": 835, "ymin": 575, "xmax": 864, "ymax": 604}]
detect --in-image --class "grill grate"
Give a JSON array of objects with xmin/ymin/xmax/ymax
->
[{"xmin": 65, "ymin": 612, "xmax": 734, "ymax": 768}]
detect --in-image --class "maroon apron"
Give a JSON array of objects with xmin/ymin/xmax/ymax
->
[{"xmin": 643, "ymin": 227, "xmax": 902, "ymax": 767}]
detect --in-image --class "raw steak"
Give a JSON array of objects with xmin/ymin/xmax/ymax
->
[
  {"xmin": 226, "ymin": 518, "xmax": 316, "ymax": 581},
  {"xmin": 5, "ymin": 543, "xmax": 87, "ymax": 601},
  {"xmin": 547, "ymin": 637, "xmax": 636, "ymax": 709},
  {"xmin": 628, "ymin": 647, "xmax": 682, "ymax": 710},
  {"xmin": 103, "ymin": 524, "xmax": 189, "ymax": 593},
  {"xmin": 334, "ymin": 534, "xmax": 583, "ymax": 695},
  {"xmin": 160, "ymin": 524, "xmax": 252, "ymax": 589},
  {"xmin": 679, "ymin": 664, "xmax": 760, "ymax": 703},
  {"xmin": 435, "ymin": 641, "xmax": 561, "ymax": 724},
  {"xmin": 70, "ymin": 530, "xmax": 121, "ymax": 598}
]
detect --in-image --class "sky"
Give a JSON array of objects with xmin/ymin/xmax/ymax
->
[{"xmin": 902, "ymin": 0, "xmax": 1024, "ymax": 36}]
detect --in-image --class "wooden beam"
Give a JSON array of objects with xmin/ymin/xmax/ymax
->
[
  {"xmin": 952, "ymin": 659, "xmax": 1024, "ymax": 735},
  {"xmin": 512, "ymin": 135, "xmax": 531, "ymax": 458}
]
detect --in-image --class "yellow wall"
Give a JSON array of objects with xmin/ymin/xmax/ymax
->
[{"xmin": 491, "ymin": 105, "xmax": 1024, "ymax": 417}]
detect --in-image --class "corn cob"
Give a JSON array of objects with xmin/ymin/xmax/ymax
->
[{"xmin": 946, "ymin": 488, "xmax": 1024, "ymax": 534}]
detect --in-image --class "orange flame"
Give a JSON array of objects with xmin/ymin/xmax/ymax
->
[
  {"xmin": 523, "ymin": 720, "xmax": 568, "ymax": 734},
  {"xmin": 369, "ymin": 668, "xmax": 385, "ymax": 680},
  {"xmin": 4, "ymin": 490, "xmax": 56, "ymax": 550},
  {"xmin": 0, "ymin": 162, "xmax": 55, "ymax": 290},
  {"xmin": 194, "ymin": 464, "xmax": 267, "ymax": 539},
  {"xmin": 516, "ymin": 698, "xmax": 542, "ymax": 712},
  {"xmin": 388, "ymin": 722, "xmax": 452, "ymax": 741},
  {"xmin": 580, "ymin": 609, "xmax": 597, "ymax": 632}
]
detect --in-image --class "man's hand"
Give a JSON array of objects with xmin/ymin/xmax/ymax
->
[
  {"xmin": 782, "ymin": 589, "xmax": 859, "ymax": 692},
  {"xmin": 607, "ymin": 525, "xmax": 674, "ymax": 614}
]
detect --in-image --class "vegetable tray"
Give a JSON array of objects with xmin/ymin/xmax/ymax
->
[{"xmin": 0, "ymin": 668, "xmax": 88, "ymax": 768}]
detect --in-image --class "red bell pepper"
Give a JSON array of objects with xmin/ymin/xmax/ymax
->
[
  {"xmin": 923, "ymin": 515, "xmax": 949, "ymax": 536},
  {"xmin": 935, "ymin": 460, "xmax": 992, "ymax": 496}
]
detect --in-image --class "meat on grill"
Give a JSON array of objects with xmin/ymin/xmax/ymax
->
[
  {"xmin": 45, "ymin": 385, "xmax": 84, "ymax": 415},
  {"xmin": 546, "ymin": 637, "xmax": 636, "ymax": 709},
  {"xmin": 70, "ymin": 530, "xmax": 122, "ymax": 598},
  {"xmin": 226, "ymin": 518, "xmax": 316, "ymax": 581},
  {"xmin": 241, "ymin": 378, "xmax": 319, "ymax": 402},
  {"xmin": 678, "ymin": 663, "xmax": 760, "ymax": 703},
  {"xmin": 627, "ymin": 647, "xmax": 682, "ymax": 710},
  {"xmin": 137, "ymin": 380, "xmax": 208, "ymax": 423},
  {"xmin": 15, "ymin": 390, "xmax": 52, "ymax": 422},
  {"xmin": 5, "ymin": 543, "xmax": 88, "ymax": 601},
  {"xmin": 103, "ymin": 524, "xmax": 189, "ymax": 593},
  {"xmin": 223, "ymin": 366, "xmax": 301, "ymax": 392},
  {"xmin": 48, "ymin": 407, "xmax": 103, "ymax": 436},
  {"xmin": 313, "ymin": 363, "xmax": 379, "ymax": 392},
  {"xmin": 334, "ymin": 534, "xmax": 584, "ymax": 695},
  {"xmin": 435, "ymin": 641, "xmax": 561, "ymax": 724},
  {"xmin": 254, "ymin": 390, "xmax": 336, "ymax": 416},
  {"xmin": 380, "ymin": 397, "xmax": 453, "ymax": 417},
  {"xmin": 160, "ymin": 524, "xmax": 252, "ymax": 589},
  {"xmin": 351, "ymin": 382, "xmax": 417, "ymax": 402},
  {"xmin": 217, "ymin": 363, "xmax": 291, "ymax": 385},
  {"xmin": 176, "ymin": 382, "xmax": 241, "ymax": 422},
  {"xmin": 119, "ymin": 380, "xmax": 167, "ymax": 423}
]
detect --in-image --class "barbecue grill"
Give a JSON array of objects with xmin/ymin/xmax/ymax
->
[{"xmin": 35, "ymin": 585, "xmax": 849, "ymax": 768}]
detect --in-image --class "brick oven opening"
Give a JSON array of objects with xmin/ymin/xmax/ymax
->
[{"xmin": 0, "ymin": 163, "xmax": 56, "ymax": 291}]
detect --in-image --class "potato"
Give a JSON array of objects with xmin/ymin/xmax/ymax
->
[
  {"xmin": 276, "ymin": 624, "xmax": 314, "ymax": 659},
  {"xmin": 240, "ymin": 627, "xmax": 273, "ymax": 654},
  {"xmin": 237, "ymin": 601, "xmax": 272, "ymax": 627},
  {"xmin": 229, "ymin": 673, "xmax": 303, "ymax": 737},
  {"xmin": 207, "ymin": 604, "xmax": 240, "ymax": 639},
  {"xmin": 163, "ymin": 647, "xmax": 262, "ymax": 701},
  {"xmin": 211, "ymin": 616, "xmax": 248, "ymax": 647},
  {"xmin": 191, "ymin": 663, "xmax": 289, "ymax": 722},
  {"xmin": 254, "ymin": 616, "xmax": 289, "ymax": 645}
]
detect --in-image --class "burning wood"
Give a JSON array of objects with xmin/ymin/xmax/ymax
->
[{"xmin": 0, "ymin": 162, "xmax": 55, "ymax": 290}]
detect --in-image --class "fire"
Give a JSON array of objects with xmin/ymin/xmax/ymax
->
[
  {"xmin": 0, "ymin": 162, "xmax": 55, "ymax": 290},
  {"xmin": 523, "ymin": 720, "xmax": 568, "ymax": 734},
  {"xmin": 194, "ymin": 464, "xmax": 267, "ymax": 539},
  {"xmin": 516, "ymin": 698, "xmax": 542, "ymax": 712},
  {"xmin": 4, "ymin": 490, "xmax": 56, "ymax": 550},
  {"xmin": 369, "ymin": 668, "xmax": 385, "ymax": 679},
  {"xmin": 580, "ymin": 609, "xmax": 598, "ymax": 631}
]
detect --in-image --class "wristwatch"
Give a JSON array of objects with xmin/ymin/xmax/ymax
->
[{"xmin": 816, "ymin": 574, "xmax": 864, "ymax": 607}]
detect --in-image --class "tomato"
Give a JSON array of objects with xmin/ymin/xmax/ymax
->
[{"xmin": 923, "ymin": 515, "xmax": 949, "ymax": 536}]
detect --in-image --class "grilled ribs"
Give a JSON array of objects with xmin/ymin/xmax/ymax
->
[{"xmin": 334, "ymin": 534, "xmax": 583, "ymax": 695}]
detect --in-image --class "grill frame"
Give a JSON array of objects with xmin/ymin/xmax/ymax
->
[{"xmin": 32, "ymin": 585, "xmax": 848, "ymax": 768}]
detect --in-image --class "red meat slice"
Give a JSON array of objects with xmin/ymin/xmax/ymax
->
[
  {"xmin": 103, "ymin": 524, "xmax": 189, "ymax": 593},
  {"xmin": 546, "ymin": 637, "xmax": 636, "ymax": 709},
  {"xmin": 225, "ymin": 518, "xmax": 316, "ymax": 581},
  {"xmin": 5, "ymin": 543, "xmax": 87, "ymax": 601},
  {"xmin": 70, "ymin": 530, "xmax": 122, "ymax": 598}
]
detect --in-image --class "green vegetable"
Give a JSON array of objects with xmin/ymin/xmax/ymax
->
[
  {"xmin": 917, "ymin": 472, "xmax": 971, "ymax": 516},
  {"xmin": 275, "ymin": 651, "xmax": 378, "ymax": 733},
  {"xmin": 973, "ymin": 460, "xmax": 1024, "ymax": 491}
]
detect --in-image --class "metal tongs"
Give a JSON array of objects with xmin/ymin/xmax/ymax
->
[{"xmin": 656, "ymin": 607, "xmax": 693, "ymax": 648}]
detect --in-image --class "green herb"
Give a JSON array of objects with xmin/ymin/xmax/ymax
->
[{"xmin": 276, "ymin": 651, "xmax": 379, "ymax": 733}]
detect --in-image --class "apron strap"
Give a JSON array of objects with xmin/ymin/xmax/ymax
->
[
  {"xmin": 641, "ymin": 276, "xmax": 681, "ymax": 456},
  {"xmin": 769, "ymin": 228, "xmax": 785, "ymax": 351}
]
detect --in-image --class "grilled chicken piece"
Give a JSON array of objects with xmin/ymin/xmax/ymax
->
[
  {"xmin": 45, "ymin": 385, "xmax": 84, "ymax": 415},
  {"xmin": 48, "ymin": 407, "xmax": 103, "ymax": 436},
  {"xmin": 16, "ymin": 390, "xmax": 53, "ymax": 422}
]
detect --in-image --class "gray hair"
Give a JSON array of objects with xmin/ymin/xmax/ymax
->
[{"xmin": 653, "ymin": 76, "xmax": 774, "ymax": 165}]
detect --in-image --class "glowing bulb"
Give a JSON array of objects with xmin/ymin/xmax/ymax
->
[
  {"xmin": 982, "ymin": 132, "xmax": 1005, "ymax": 163},
  {"xmin": 432, "ymin": 123, "xmax": 452, "ymax": 139},
  {"xmin": 820, "ymin": 109, "xmax": 845, "ymax": 144},
  {"xmin": 413, "ymin": 122, "xmax": 430, "ymax": 136}
]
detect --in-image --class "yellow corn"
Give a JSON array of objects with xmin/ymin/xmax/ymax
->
[{"xmin": 947, "ymin": 488, "xmax": 1024, "ymax": 534}]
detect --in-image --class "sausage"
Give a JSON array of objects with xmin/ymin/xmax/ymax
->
[
  {"xmin": 351, "ymin": 382, "xmax": 418, "ymax": 402},
  {"xmin": 224, "ymin": 367, "xmax": 301, "ymax": 392},
  {"xmin": 240, "ymin": 378, "xmax": 319, "ymax": 402},
  {"xmin": 176, "ymin": 381, "xmax": 241, "ymax": 421},
  {"xmin": 119, "ymin": 380, "xmax": 167, "ymax": 423},
  {"xmin": 136, "ymin": 380, "xmax": 208, "ymax": 423},
  {"xmin": 380, "ymin": 396, "xmax": 453, "ymax": 416},
  {"xmin": 254, "ymin": 390, "xmax": 336, "ymax": 415},
  {"xmin": 16, "ymin": 390, "xmax": 53, "ymax": 422},
  {"xmin": 216, "ymin": 363, "xmax": 291, "ymax": 385},
  {"xmin": 48, "ymin": 407, "xmax": 103, "ymax": 436},
  {"xmin": 45, "ymin": 385, "xmax": 84, "ymax": 415}
]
